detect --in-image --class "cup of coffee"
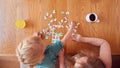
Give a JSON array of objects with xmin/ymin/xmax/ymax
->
[{"xmin": 86, "ymin": 13, "xmax": 100, "ymax": 23}]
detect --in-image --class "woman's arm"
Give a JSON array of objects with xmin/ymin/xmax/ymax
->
[{"xmin": 72, "ymin": 34, "xmax": 112, "ymax": 68}]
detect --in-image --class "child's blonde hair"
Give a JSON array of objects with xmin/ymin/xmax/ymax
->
[{"xmin": 16, "ymin": 36, "xmax": 45, "ymax": 66}]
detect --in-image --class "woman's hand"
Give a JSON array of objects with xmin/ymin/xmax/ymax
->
[{"xmin": 72, "ymin": 34, "xmax": 82, "ymax": 42}]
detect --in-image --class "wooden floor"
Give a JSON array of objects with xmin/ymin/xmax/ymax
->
[
  {"xmin": 0, "ymin": 0, "xmax": 120, "ymax": 55},
  {"xmin": 0, "ymin": 55, "xmax": 20, "ymax": 68}
]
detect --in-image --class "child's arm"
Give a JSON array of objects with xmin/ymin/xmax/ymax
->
[
  {"xmin": 72, "ymin": 34, "xmax": 112, "ymax": 68},
  {"xmin": 58, "ymin": 49, "xmax": 65, "ymax": 68},
  {"xmin": 61, "ymin": 21, "xmax": 75, "ymax": 46}
]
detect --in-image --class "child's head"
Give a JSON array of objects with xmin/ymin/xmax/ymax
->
[{"xmin": 16, "ymin": 36, "xmax": 46, "ymax": 66}]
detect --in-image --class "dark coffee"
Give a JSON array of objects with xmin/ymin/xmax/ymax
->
[{"xmin": 89, "ymin": 14, "xmax": 96, "ymax": 21}]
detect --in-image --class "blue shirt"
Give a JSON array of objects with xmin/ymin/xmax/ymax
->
[{"xmin": 36, "ymin": 40, "xmax": 63, "ymax": 68}]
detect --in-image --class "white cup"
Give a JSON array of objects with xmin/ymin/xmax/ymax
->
[{"xmin": 86, "ymin": 13, "xmax": 100, "ymax": 23}]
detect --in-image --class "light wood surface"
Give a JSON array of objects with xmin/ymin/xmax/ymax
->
[
  {"xmin": 0, "ymin": 55, "xmax": 19, "ymax": 68},
  {"xmin": 0, "ymin": 0, "xmax": 120, "ymax": 55}
]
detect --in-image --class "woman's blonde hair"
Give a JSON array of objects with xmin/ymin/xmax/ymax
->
[
  {"xmin": 73, "ymin": 50, "xmax": 105, "ymax": 68},
  {"xmin": 16, "ymin": 36, "xmax": 45, "ymax": 66}
]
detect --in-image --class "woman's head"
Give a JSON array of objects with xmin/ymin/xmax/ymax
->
[
  {"xmin": 74, "ymin": 56, "xmax": 88, "ymax": 68},
  {"xmin": 73, "ymin": 54, "xmax": 105, "ymax": 68},
  {"xmin": 16, "ymin": 36, "xmax": 46, "ymax": 66}
]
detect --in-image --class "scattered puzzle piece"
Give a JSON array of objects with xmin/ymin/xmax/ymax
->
[
  {"xmin": 61, "ymin": 11, "xmax": 65, "ymax": 14},
  {"xmin": 44, "ymin": 16, "xmax": 47, "ymax": 20},
  {"xmin": 49, "ymin": 14, "xmax": 53, "ymax": 18},
  {"xmin": 46, "ymin": 12, "xmax": 49, "ymax": 16},
  {"xmin": 66, "ymin": 11, "xmax": 70, "ymax": 15},
  {"xmin": 53, "ymin": 18, "xmax": 57, "ymax": 22},
  {"xmin": 52, "ymin": 10, "xmax": 56, "ymax": 14},
  {"xmin": 45, "ymin": 35, "xmax": 49, "ymax": 39}
]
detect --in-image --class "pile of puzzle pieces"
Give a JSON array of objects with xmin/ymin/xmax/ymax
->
[{"xmin": 40, "ymin": 10, "xmax": 80, "ymax": 43}]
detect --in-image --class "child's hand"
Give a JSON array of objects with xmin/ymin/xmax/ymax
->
[
  {"xmin": 72, "ymin": 34, "xmax": 81, "ymax": 42},
  {"xmin": 33, "ymin": 32, "xmax": 42, "ymax": 38},
  {"xmin": 69, "ymin": 21, "xmax": 76, "ymax": 29}
]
